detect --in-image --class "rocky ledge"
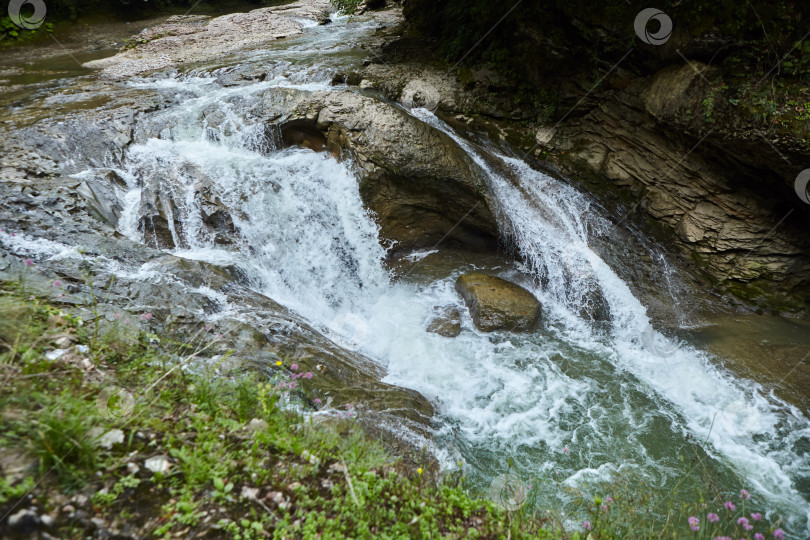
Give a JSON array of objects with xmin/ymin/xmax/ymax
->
[{"xmin": 83, "ymin": 0, "xmax": 333, "ymax": 80}]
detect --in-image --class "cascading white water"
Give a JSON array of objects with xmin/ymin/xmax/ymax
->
[{"xmin": 77, "ymin": 14, "xmax": 810, "ymax": 535}]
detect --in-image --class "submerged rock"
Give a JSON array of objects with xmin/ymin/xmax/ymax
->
[
  {"xmin": 455, "ymin": 273, "xmax": 541, "ymax": 332},
  {"xmin": 426, "ymin": 306, "xmax": 461, "ymax": 337}
]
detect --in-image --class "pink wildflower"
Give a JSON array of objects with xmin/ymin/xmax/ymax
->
[
  {"xmin": 754, "ymin": 534, "xmax": 765, "ymax": 540},
  {"xmin": 304, "ymin": 372, "xmax": 313, "ymax": 379},
  {"xmin": 562, "ymin": 446, "xmax": 570, "ymax": 454},
  {"xmin": 290, "ymin": 363, "xmax": 298, "ymax": 371},
  {"xmin": 751, "ymin": 513, "xmax": 762, "ymax": 521},
  {"xmin": 740, "ymin": 489, "xmax": 750, "ymax": 500},
  {"xmin": 140, "ymin": 312, "xmax": 153, "ymax": 321},
  {"xmin": 725, "ymin": 501, "xmax": 736, "ymax": 511},
  {"xmin": 707, "ymin": 513, "xmax": 719, "ymax": 523},
  {"xmin": 288, "ymin": 381, "xmax": 297, "ymax": 389},
  {"xmin": 605, "ymin": 497, "xmax": 613, "ymax": 503},
  {"xmin": 114, "ymin": 313, "xmax": 122, "ymax": 320},
  {"xmin": 738, "ymin": 517, "xmax": 752, "ymax": 531},
  {"xmin": 52, "ymin": 280, "xmax": 62, "ymax": 287},
  {"xmin": 314, "ymin": 398, "xmax": 322, "ymax": 405},
  {"xmin": 773, "ymin": 529, "xmax": 785, "ymax": 540},
  {"xmin": 582, "ymin": 521, "xmax": 591, "ymax": 531},
  {"xmin": 601, "ymin": 504, "xmax": 608, "ymax": 510},
  {"xmin": 24, "ymin": 258, "xmax": 33, "ymax": 266},
  {"xmin": 688, "ymin": 516, "xmax": 700, "ymax": 531}
]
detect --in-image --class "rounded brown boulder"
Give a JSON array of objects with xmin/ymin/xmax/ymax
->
[{"xmin": 454, "ymin": 273, "xmax": 541, "ymax": 333}]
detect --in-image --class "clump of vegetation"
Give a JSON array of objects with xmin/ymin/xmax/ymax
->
[
  {"xmin": 330, "ymin": 0, "xmax": 364, "ymax": 15},
  {"xmin": 0, "ymin": 17, "xmax": 53, "ymax": 44}
]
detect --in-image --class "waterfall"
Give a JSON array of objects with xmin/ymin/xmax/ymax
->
[{"xmin": 84, "ymin": 18, "xmax": 810, "ymax": 534}]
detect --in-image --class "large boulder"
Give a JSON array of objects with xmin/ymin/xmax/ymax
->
[
  {"xmin": 455, "ymin": 273, "xmax": 541, "ymax": 332},
  {"xmin": 288, "ymin": 91, "xmax": 499, "ymax": 252}
]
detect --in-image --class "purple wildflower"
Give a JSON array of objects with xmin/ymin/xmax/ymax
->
[
  {"xmin": 288, "ymin": 381, "xmax": 297, "ymax": 389},
  {"xmin": 707, "ymin": 513, "xmax": 720, "ymax": 523},
  {"xmin": 725, "ymin": 501, "xmax": 736, "ymax": 511},
  {"xmin": 291, "ymin": 363, "xmax": 298, "ymax": 371},
  {"xmin": 582, "ymin": 521, "xmax": 591, "ymax": 531},
  {"xmin": 140, "ymin": 312, "xmax": 153, "ymax": 321},
  {"xmin": 304, "ymin": 372, "xmax": 313, "ymax": 379},
  {"xmin": 601, "ymin": 504, "xmax": 608, "ymax": 510},
  {"xmin": 740, "ymin": 489, "xmax": 750, "ymax": 500},
  {"xmin": 24, "ymin": 258, "xmax": 33, "ymax": 266},
  {"xmin": 754, "ymin": 534, "xmax": 765, "ymax": 540},
  {"xmin": 52, "ymin": 280, "xmax": 62, "ymax": 287},
  {"xmin": 314, "ymin": 398, "xmax": 322, "ymax": 405},
  {"xmin": 773, "ymin": 529, "xmax": 785, "ymax": 540},
  {"xmin": 606, "ymin": 497, "xmax": 613, "ymax": 503},
  {"xmin": 114, "ymin": 313, "xmax": 122, "ymax": 320},
  {"xmin": 751, "ymin": 513, "xmax": 762, "ymax": 521},
  {"xmin": 688, "ymin": 516, "xmax": 700, "ymax": 532}
]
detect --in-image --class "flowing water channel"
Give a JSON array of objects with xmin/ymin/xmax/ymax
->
[{"xmin": 5, "ymin": 10, "xmax": 810, "ymax": 536}]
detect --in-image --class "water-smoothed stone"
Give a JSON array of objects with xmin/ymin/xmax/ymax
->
[
  {"xmin": 426, "ymin": 306, "xmax": 461, "ymax": 337},
  {"xmin": 455, "ymin": 273, "xmax": 541, "ymax": 332},
  {"xmin": 288, "ymin": 90, "xmax": 499, "ymax": 252}
]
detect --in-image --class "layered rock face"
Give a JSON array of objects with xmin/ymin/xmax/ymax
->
[
  {"xmin": 455, "ymin": 273, "xmax": 542, "ymax": 332},
  {"xmin": 554, "ymin": 63, "xmax": 810, "ymax": 311},
  {"xmin": 376, "ymin": 1, "xmax": 810, "ymax": 314}
]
